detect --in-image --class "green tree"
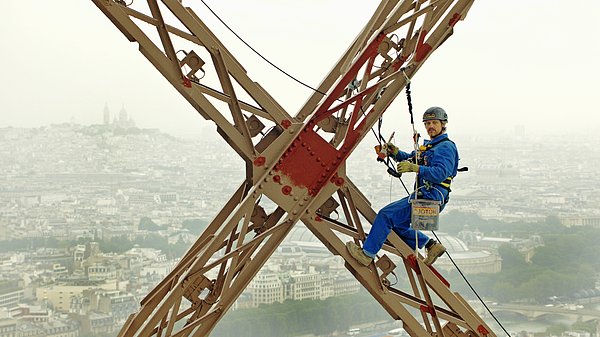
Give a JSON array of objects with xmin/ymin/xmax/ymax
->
[
  {"xmin": 182, "ymin": 219, "xmax": 208, "ymax": 235},
  {"xmin": 139, "ymin": 217, "xmax": 161, "ymax": 231}
]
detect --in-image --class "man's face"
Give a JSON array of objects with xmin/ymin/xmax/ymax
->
[{"xmin": 424, "ymin": 119, "xmax": 443, "ymax": 138}]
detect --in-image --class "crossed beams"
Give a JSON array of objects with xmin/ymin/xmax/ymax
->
[{"xmin": 91, "ymin": 0, "xmax": 494, "ymax": 336}]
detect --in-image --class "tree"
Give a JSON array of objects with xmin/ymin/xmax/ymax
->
[
  {"xmin": 139, "ymin": 217, "xmax": 160, "ymax": 231},
  {"xmin": 182, "ymin": 218, "xmax": 208, "ymax": 235}
]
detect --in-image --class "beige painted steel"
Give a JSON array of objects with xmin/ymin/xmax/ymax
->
[{"xmin": 91, "ymin": 1, "xmax": 494, "ymax": 336}]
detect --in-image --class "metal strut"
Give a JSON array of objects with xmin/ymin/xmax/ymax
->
[{"xmin": 91, "ymin": 0, "xmax": 493, "ymax": 336}]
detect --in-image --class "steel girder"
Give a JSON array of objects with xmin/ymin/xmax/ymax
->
[{"xmin": 91, "ymin": 0, "xmax": 494, "ymax": 336}]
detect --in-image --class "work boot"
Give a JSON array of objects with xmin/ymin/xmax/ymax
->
[
  {"xmin": 423, "ymin": 241, "xmax": 446, "ymax": 266},
  {"xmin": 346, "ymin": 241, "xmax": 373, "ymax": 266}
]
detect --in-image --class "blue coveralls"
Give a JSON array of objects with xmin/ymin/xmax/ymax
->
[{"xmin": 363, "ymin": 133, "xmax": 459, "ymax": 257}]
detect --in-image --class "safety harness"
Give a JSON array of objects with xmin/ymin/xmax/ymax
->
[{"xmin": 413, "ymin": 137, "xmax": 456, "ymax": 193}]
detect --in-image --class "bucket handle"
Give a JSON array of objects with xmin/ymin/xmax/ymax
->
[{"xmin": 409, "ymin": 185, "xmax": 445, "ymax": 204}]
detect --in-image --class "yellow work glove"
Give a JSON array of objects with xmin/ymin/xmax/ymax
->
[
  {"xmin": 383, "ymin": 142, "xmax": 399, "ymax": 156},
  {"xmin": 397, "ymin": 161, "xmax": 419, "ymax": 173}
]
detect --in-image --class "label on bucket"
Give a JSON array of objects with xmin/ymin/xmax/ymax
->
[
  {"xmin": 410, "ymin": 199, "xmax": 440, "ymax": 230},
  {"xmin": 413, "ymin": 206, "xmax": 439, "ymax": 217}
]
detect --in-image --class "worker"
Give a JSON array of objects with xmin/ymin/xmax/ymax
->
[{"xmin": 346, "ymin": 106, "xmax": 459, "ymax": 266}]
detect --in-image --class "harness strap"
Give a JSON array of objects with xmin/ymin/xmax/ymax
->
[{"xmin": 418, "ymin": 137, "xmax": 455, "ymax": 193}]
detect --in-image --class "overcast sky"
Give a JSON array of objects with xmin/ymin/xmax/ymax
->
[{"xmin": 2, "ymin": 1, "xmax": 599, "ymax": 140}]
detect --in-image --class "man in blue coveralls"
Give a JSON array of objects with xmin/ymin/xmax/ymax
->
[{"xmin": 346, "ymin": 106, "xmax": 459, "ymax": 266}]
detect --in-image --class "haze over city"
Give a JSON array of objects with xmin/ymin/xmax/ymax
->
[{"xmin": 2, "ymin": 1, "xmax": 599, "ymax": 138}]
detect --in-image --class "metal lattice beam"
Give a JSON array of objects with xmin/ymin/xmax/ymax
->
[{"xmin": 91, "ymin": 0, "xmax": 493, "ymax": 336}]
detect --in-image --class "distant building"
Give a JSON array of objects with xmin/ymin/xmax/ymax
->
[
  {"xmin": 284, "ymin": 272, "xmax": 321, "ymax": 301},
  {"xmin": 102, "ymin": 104, "xmax": 136, "ymax": 129},
  {"xmin": 36, "ymin": 283, "xmax": 119, "ymax": 313},
  {"xmin": 92, "ymin": 290, "xmax": 137, "ymax": 324},
  {"xmin": 561, "ymin": 216, "xmax": 600, "ymax": 228},
  {"xmin": 0, "ymin": 318, "xmax": 18, "ymax": 337},
  {"xmin": 77, "ymin": 312, "xmax": 114, "ymax": 335},
  {"xmin": 421, "ymin": 233, "xmax": 502, "ymax": 275},
  {"xmin": 248, "ymin": 272, "xmax": 284, "ymax": 308},
  {"xmin": 0, "ymin": 284, "xmax": 24, "ymax": 309},
  {"xmin": 103, "ymin": 104, "xmax": 110, "ymax": 125},
  {"xmin": 459, "ymin": 228, "xmax": 543, "ymax": 263},
  {"xmin": 113, "ymin": 105, "xmax": 136, "ymax": 129}
]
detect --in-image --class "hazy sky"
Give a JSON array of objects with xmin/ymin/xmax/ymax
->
[{"xmin": 2, "ymin": 1, "xmax": 599, "ymax": 139}]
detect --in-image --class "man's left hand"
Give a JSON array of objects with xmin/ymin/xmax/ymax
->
[{"xmin": 397, "ymin": 161, "xmax": 419, "ymax": 173}]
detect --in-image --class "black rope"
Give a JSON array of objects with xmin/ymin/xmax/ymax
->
[
  {"xmin": 405, "ymin": 80, "xmax": 414, "ymax": 125},
  {"xmin": 198, "ymin": 0, "xmax": 328, "ymax": 96},
  {"xmin": 431, "ymin": 232, "xmax": 512, "ymax": 337}
]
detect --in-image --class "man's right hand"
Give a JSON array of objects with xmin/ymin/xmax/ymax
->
[{"xmin": 383, "ymin": 142, "xmax": 399, "ymax": 156}]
